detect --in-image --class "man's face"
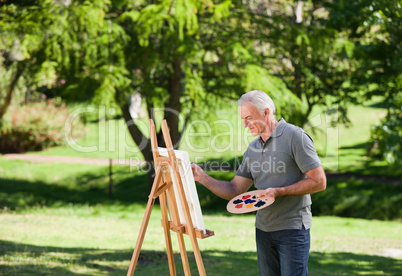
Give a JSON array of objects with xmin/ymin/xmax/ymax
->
[{"xmin": 239, "ymin": 103, "xmax": 267, "ymax": 136}]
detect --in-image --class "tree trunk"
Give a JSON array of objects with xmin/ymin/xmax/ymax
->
[
  {"xmin": 165, "ymin": 56, "xmax": 182, "ymax": 149},
  {"xmin": 0, "ymin": 61, "xmax": 26, "ymax": 120},
  {"xmin": 116, "ymin": 57, "xmax": 184, "ymax": 189},
  {"xmin": 118, "ymin": 93, "xmax": 155, "ymax": 189}
]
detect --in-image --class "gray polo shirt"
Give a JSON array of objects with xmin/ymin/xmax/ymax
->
[{"xmin": 236, "ymin": 118, "xmax": 321, "ymax": 232}]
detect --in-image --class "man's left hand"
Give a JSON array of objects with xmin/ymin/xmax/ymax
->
[{"xmin": 257, "ymin": 187, "xmax": 282, "ymax": 199}]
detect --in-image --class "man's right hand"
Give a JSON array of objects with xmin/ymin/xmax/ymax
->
[
  {"xmin": 191, "ymin": 162, "xmax": 205, "ymax": 183},
  {"xmin": 190, "ymin": 162, "xmax": 254, "ymax": 200}
]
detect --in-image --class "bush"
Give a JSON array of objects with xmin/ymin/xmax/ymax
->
[
  {"xmin": 0, "ymin": 100, "xmax": 86, "ymax": 153},
  {"xmin": 312, "ymin": 178, "xmax": 402, "ymax": 220}
]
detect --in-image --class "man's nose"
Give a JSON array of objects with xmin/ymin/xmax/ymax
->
[{"xmin": 244, "ymin": 120, "xmax": 248, "ymax": 128}]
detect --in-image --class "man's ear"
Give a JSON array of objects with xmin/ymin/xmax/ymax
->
[{"xmin": 265, "ymin": 108, "xmax": 270, "ymax": 116}]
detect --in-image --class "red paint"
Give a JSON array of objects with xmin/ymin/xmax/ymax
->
[
  {"xmin": 242, "ymin": 195, "xmax": 251, "ymax": 200},
  {"xmin": 235, "ymin": 204, "xmax": 243, "ymax": 209}
]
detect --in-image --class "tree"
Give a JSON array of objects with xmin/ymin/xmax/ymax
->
[
  {"xmin": 2, "ymin": 1, "xmax": 283, "ymax": 187},
  {"xmin": 108, "ymin": 0, "xmax": 302, "ymax": 186},
  {"xmin": 351, "ymin": 0, "xmax": 401, "ymax": 165},
  {"xmin": 318, "ymin": 0, "xmax": 401, "ymax": 165},
  {"xmin": 237, "ymin": 0, "xmax": 368, "ymax": 126},
  {"xmin": 105, "ymin": 0, "xmax": 264, "ymax": 186},
  {"xmin": 0, "ymin": 0, "xmax": 111, "ymax": 119},
  {"xmin": 4, "ymin": 0, "xmax": 399, "ymax": 183}
]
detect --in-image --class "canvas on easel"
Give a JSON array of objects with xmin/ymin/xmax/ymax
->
[
  {"xmin": 158, "ymin": 147, "xmax": 206, "ymax": 234},
  {"xmin": 127, "ymin": 119, "xmax": 214, "ymax": 276}
]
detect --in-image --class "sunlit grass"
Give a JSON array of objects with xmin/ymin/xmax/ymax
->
[{"xmin": 1, "ymin": 207, "xmax": 401, "ymax": 275}]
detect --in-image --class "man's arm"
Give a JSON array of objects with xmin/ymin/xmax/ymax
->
[
  {"xmin": 191, "ymin": 163, "xmax": 253, "ymax": 200},
  {"xmin": 259, "ymin": 166, "xmax": 326, "ymax": 199}
]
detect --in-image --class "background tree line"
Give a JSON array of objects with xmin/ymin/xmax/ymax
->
[{"xmin": 0, "ymin": 0, "xmax": 400, "ymax": 185}]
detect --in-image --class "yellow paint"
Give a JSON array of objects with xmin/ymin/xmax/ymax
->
[{"xmin": 246, "ymin": 203, "xmax": 253, "ymax": 209}]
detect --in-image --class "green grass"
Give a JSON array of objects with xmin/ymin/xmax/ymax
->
[
  {"xmin": 0, "ymin": 158, "xmax": 149, "ymax": 210},
  {"xmin": 0, "ymin": 206, "xmax": 401, "ymax": 275},
  {"xmin": 33, "ymin": 120, "xmax": 145, "ymax": 160},
  {"xmin": 0, "ymin": 155, "xmax": 401, "ymax": 275}
]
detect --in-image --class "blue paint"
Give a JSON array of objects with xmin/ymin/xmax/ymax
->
[
  {"xmin": 244, "ymin": 199, "xmax": 256, "ymax": 204},
  {"xmin": 233, "ymin": 199, "xmax": 243, "ymax": 204},
  {"xmin": 254, "ymin": 201, "xmax": 266, "ymax": 208}
]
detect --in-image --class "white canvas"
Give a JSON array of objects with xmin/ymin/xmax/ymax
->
[{"xmin": 158, "ymin": 147, "xmax": 206, "ymax": 234}]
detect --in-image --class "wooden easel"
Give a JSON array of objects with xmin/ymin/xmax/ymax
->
[{"xmin": 127, "ymin": 119, "xmax": 214, "ymax": 276}]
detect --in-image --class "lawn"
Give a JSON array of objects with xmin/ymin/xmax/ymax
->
[
  {"xmin": 0, "ymin": 156, "xmax": 401, "ymax": 275},
  {"xmin": 1, "ymin": 100, "xmax": 401, "ymax": 275},
  {"xmin": 1, "ymin": 206, "xmax": 401, "ymax": 275}
]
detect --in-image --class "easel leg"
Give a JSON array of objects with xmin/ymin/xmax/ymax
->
[
  {"xmin": 127, "ymin": 171, "xmax": 163, "ymax": 276},
  {"xmin": 127, "ymin": 195, "xmax": 156, "ymax": 276},
  {"xmin": 166, "ymin": 180, "xmax": 191, "ymax": 275},
  {"xmin": 160, "ymin": 192, "xmax": 176, "ymax": 276},
  {"xmin": 189, "ymin": 232, "xmax": 206, "ymax": 276},
  {"xmin": 176, "ymin": 232, "xmax": 191, "ymax": 275}
]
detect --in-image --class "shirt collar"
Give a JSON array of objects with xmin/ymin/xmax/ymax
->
[
  {"xmin": 259, "ymin": 118, "xmax": 286, "ymax": 143},
  {"xmin": 270, "ymin": 118, "xmax": 286, "ymax": 138}
]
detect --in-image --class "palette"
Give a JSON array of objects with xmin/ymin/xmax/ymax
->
[{"xmin": 226, "ymin": 190, "xmax": 275, "ymax": 214}]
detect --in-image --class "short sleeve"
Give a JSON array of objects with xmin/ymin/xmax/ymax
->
[
  {"xmin": 235, "ymin": 150, "xmax": 253, "ymax": 179},
  {"xmin": 291, "ymin": 129, "xmax": 322, "ymax": 173}
]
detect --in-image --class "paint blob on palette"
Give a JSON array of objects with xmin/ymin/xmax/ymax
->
[{"xmin": 226, "ymin": 190, "xmax": 275, "ymax": 214}]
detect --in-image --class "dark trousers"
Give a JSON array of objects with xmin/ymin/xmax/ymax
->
[{"xmin": 256, "ymin": 226, "xmax": 310, "ymax": 276}]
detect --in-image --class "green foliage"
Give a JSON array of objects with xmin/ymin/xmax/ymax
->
[
  {"xmin": 356, "ymin": 1, "xmax": 402, "ymax": 167},
  {"xmin": 0, "ymin": 99, "xmax": 86, "ymax": 153},
  {"xmin": 242, "ymin": 64, "xmax": 303, "ymax": 119},
  {"xmin": 370, "ymin": 103, "xmax": 402, "ymax": 165},
  {"xmin": 0, "ymin": 0, "xmax": 117, "ymax": 124},
  {"xmin": 334, "ymin": 0, "xmax": 401, "ymax": 120},
  {"xmin": 312, "ymin": 178, "xmax": 402, "ymax": 220},
  {"xmin": 239, "ymin": 1, "xmax": 361, "ymax": 126}
]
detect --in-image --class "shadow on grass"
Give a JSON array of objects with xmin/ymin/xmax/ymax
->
[
  {"xmin": 0, "ymin": 239, "xmax": 129, "ymax": 276},
  {"xmin": 0, "ymin": 161, "xmax": 233, "ymax": 215},
  {"xmin": 309, "ymin": 251, "xmax": 402, "ymax": 276},
  {"xmin": 368, "ymin": 101, "xmax": 388, "ymax": 109},
  {"xmin": 338, "ymin": 142, "xmax": 371, "ymax": 150},
  {"xmin": 1, "ymin": 240, "xmax": 401, "ymax": 276},
  {"xmin": 333, "ymin": 142, "xmax": 402, "ymax": 178},
  {"xmin": 0, "ymin": 170, "xmax": 150, "ymax": 210}
]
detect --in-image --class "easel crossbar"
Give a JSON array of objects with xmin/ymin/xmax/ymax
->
[
  {"xmin": 152, "ymin": 181, "xmax": 173, "ymax": 199},
  {"xmin": 167, "ymin": 221, "xmax": 215, "ymax": 239}
]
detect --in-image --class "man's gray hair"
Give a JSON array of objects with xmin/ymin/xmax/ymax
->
[{"xmin": 237, "ymin": 90, "xmax": 276, "ymax": 116}]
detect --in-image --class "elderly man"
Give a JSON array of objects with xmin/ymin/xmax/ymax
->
[{"xmin": 191, "ymin": 90, "xmax": 326, "ymax": 276}]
